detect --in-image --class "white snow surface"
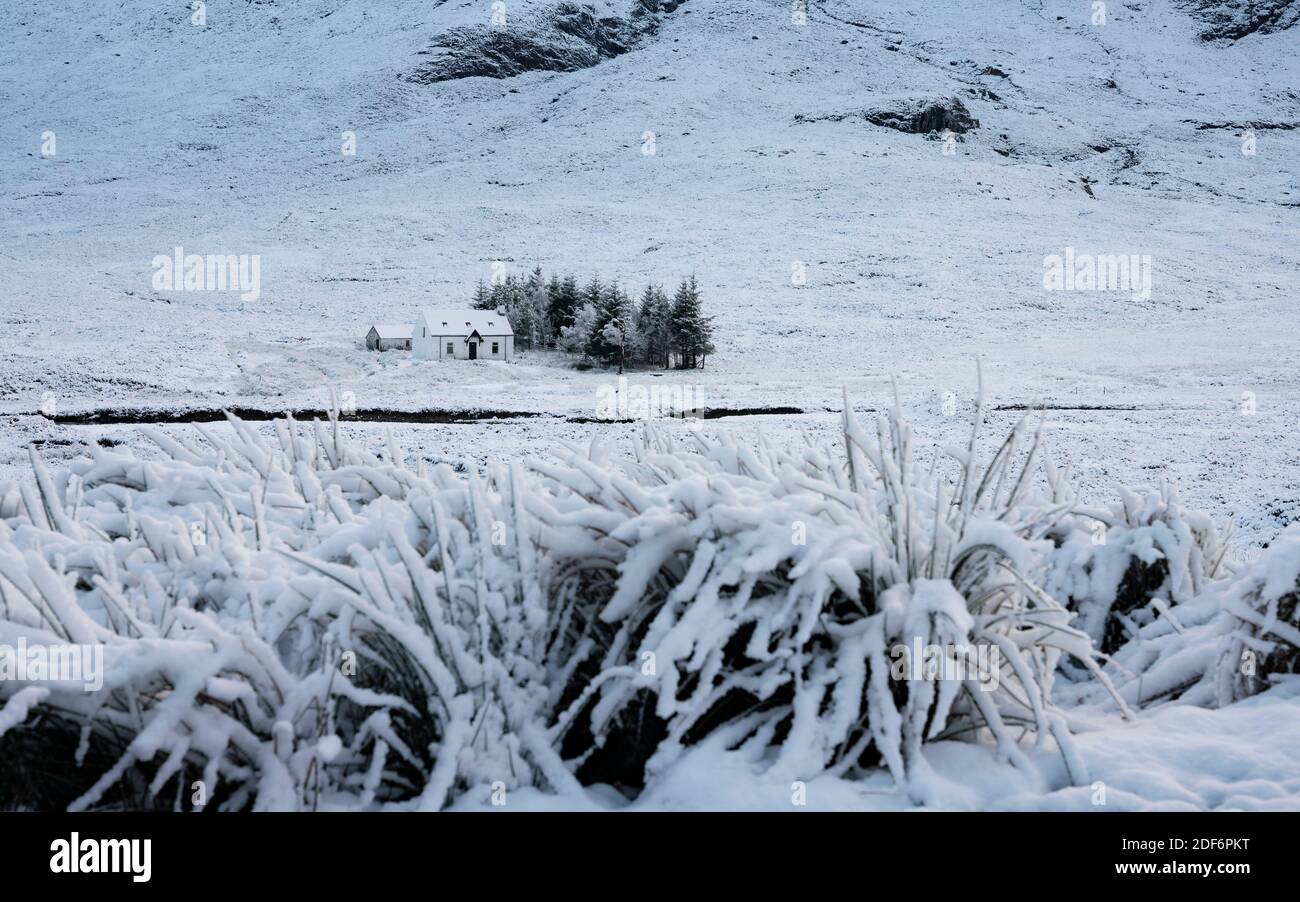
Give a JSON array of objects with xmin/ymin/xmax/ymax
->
[{"xmin": 453, "ymin": 680, "xmax": 1300, "ymax": 811}]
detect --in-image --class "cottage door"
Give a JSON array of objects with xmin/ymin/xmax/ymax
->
[{"xmin": 469, "ymin": 342, "xmax": 477, "ymax": 360}]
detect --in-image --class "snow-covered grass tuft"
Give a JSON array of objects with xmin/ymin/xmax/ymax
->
[
  {"xmin": 1043, "ymin": 485, "xmax": 1230, "ymax": 655},
  {"xmin": 0, "ymin": 410, "xmax": 571, "ymax": 809},
  {"xmin": 1215, "ymin": 526, "xmax": 1300, "ymax": 704},
  {"xmin": 1078, "ymin": 526, "xmax": 1300, "ymax": 712},
  {"xmin": 540, "ymin": 375, "xmax": 1129, "ymax": 801}
]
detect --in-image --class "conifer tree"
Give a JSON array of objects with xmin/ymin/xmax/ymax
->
[
  {"xmin": 670, "ymin": 275, "xmax": 715, "ymax": 369},
  {"xmin": 638, "ymin": 283, "xmax": 673, "ymax": 368},
  {"xmin": 586, "ymin": 281, "xmax": 632, "ymax": 368},
  {"xmin": 581, "ymin": 275, "xmax": 603, "ymax": 313},
  {"xmin": 544, "ymin": 274, "xmax": 564, "ymax": 345},
  {"xmin": 487, "ymin": 276, "xmax": 510, "ymax": 313},
  {"xmin": 546, "ymin": 274, "xmax": 580, "ymax": 339},
  {"xmin": 514, "ymin": 266, "xmax": 547, "ymax": 349}
]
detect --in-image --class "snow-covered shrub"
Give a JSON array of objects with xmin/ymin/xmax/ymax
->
[
  {"xmin": 537, "ymin": 387, "xmax": 1123, "ymax": 799},
  {"xmin": 1215, "ymin": 526, "xmax": 1300, "ymax": 704},
  {"xmin": 0, "ymin": 414, "xmax": 574, "ymax": 810},
  {"xmin": 1043, "ymin": 486, "xmax": 1228, "ymax": 655},
  {"xmin": 1091, "ymin": 528, "xmax": 1300, "ymax": 711},
  {"xmin": 1055, "ymin": 589, "xmax": 1226, "ymax": 710},
  {"xmin": 0, "ymin": 389, "xmax": 1129, "ymax": 809}
]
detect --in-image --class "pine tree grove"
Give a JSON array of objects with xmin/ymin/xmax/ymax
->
[{"xmin": 460, "ymin": 268, "xmax": 715, "ymax": 369}]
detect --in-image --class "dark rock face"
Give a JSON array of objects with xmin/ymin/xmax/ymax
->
[
  {"xmin": 794, "ymin": 97, "xmax": 980, "ymax": 136},
  {"xmin": 864, "ymin": 97, "xmax": 979, "ymax": 135},
  {"xmin": 408, "ymin": 1, "xmax": 687, "ymax": 83},
  {"xmin": 1181, "ymin": 0, "xmax": 1300, "ymax": 40}
]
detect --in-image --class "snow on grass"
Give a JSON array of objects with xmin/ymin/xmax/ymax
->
[{"xmin": 2, "ymin": 385, "xmax": 1294, "ymax": 810}]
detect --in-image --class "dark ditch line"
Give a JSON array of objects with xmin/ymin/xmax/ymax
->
[
  {"xmin": 994, "ymin": 404, "xmax": 1139, "ymax": 412},
  {"xmin": 31, "ymin": 437, "xmax": 121, "ymax": 449},
  {"xmin": 37, "ymin": 405, "xmax": 808, "ymax": 427},
  {"xmin": 703, "ymin": 405, "xmax": 804, "ymax": 418},
  {"xmin": 568, "ymin": 405, "xmax": 806, "ymax": 424},
  {"xmin": 43, "ymin": 407, "xmax": 547, "ymax": 426}
]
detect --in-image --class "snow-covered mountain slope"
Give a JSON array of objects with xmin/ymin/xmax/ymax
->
[{"xmin": 2, "ymin": 0, "xmax": 1299, "ymax": 542}]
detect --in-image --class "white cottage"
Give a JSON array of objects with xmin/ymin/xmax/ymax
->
[
  {"xmin": 413, "ymin": 308, "xmax": 514, "ymax": 361},
  {"xmin": 365, "ymin": 323, "xmax": 414, "ymax": 351}
]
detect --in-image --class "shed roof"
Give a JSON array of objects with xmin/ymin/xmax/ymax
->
[{"xmin": 369, "ymin": 323, "xmax": 415, "ymax": 340}]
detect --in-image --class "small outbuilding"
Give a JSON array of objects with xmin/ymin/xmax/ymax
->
[
  {"xmin": 412, "ymin": 309, "xmax": 514, "ymax": 362},
  {"xmin": 365, "ymin": 323, "xmax": 414, "ymax": 351}
]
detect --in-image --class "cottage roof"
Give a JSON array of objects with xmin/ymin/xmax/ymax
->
[{"xmin": 418, "ymin": 308, "xmax": 514, "ymax": 338}]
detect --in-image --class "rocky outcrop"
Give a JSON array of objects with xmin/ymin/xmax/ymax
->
[
  {"xmin": 408, "ymin": 1, "xmax": 686, "ymax": 83},
  {"xmin": 794, "ymin": 96, "xmax": 979, "ymax": 136},
  {"xmin": 864, "ymin": 96, "xmax": 979, "ymax": 135},
  {"xmin": 1181, "ymin": 0, "xmax": 1300, "ymax": 40}
]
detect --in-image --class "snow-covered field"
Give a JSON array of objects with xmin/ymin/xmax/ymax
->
[{"xmin": 1, "ymin": 0, "xmax": 1298, "ymax": 811}]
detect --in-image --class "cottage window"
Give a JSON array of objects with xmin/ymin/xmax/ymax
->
[
  {"xmin": 447, "ymin": 342, "xmax": 455, "ymax": 355},
  {"xmin": 491, "ymin": 342, "xmax": 499, "ymax": 354}
]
